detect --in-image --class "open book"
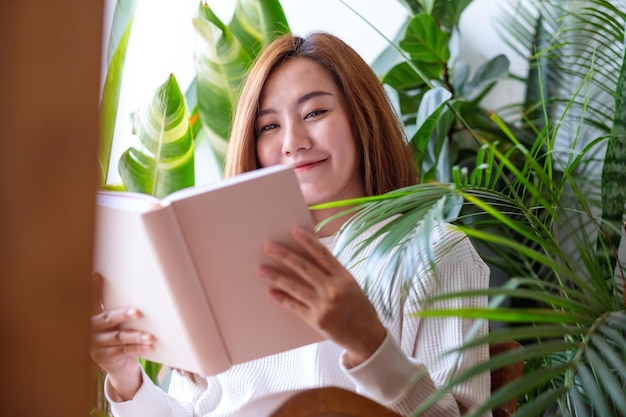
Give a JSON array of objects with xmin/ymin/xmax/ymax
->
[{"xmin": 93, "ymin": 165, "xmax": 323, "ymax": 376}]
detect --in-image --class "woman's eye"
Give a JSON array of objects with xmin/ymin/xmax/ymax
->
[
  {"xmin": 305, "ymin": 109, "xmax": 326, "ymax": 119},
  {"xmin": 259, "ymin": 123, "xmax": 279, "ymax": 132}
]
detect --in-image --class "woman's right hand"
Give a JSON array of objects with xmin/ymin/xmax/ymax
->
[{"xmin": 91, "ymin": 274, "xmax": 155, "ymax": 401}]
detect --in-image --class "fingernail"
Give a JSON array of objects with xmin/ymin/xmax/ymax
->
[
  {"xmin": 141, "ymin": 333, "xmax": 153, "ymax": 342},
  {"xmin": 294, "ymin": 226, "xmax": 307, "ymax": 237},
  {"xmin": 126, "ymin": 308, "xmax": 139, "ymax": 318}
]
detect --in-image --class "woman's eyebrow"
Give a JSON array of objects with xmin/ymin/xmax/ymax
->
[
  {"xmin": 257, "ymin": 91, "xmax": 333, "ymax": 118},
  {"xmin": 297, "ymin": 90, "xmax": 332, "ymax": 105}
]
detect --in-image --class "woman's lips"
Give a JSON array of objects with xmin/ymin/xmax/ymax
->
[{"xmin": 294, "ymin": 158, "xmax": 327, "ymax": 171}]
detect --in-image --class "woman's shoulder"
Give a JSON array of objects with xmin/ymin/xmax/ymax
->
[{"xmin": 432, "ymin": 224, "xmax": 490, "ymax": 280}]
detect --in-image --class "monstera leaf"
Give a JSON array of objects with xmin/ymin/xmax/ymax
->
[{"xmin": 118, "ymin": 74, "xmax": 194, "ymax": 198}]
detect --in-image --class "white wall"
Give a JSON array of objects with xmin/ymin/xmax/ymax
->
[{"xmin": 102, "ymin": 0, "xmax": 521, "ymax": 185}]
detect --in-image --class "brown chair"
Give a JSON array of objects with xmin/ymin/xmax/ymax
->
[
  {"xmin": 489, "ymin": 341, "xmax": 524, "ymax": 417},
  {"xmin": 264, "ymin": 342, "xmax": 524, "ymax": 417},
  {"xmin": 269, "ymin": 386, "xmax": 402, "ymax": 417}
]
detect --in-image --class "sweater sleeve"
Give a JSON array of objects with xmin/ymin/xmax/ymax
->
[
  {"xmin": 343, "ymin": 332, "xmax": 460, "ymax": 415},
  {"xmin": 340, "ymin": 227, "xmax": 492, "ymax": 417},
  {"xmin": 105, "ymin": 368, "xmax": 194, "ymax": 417}
]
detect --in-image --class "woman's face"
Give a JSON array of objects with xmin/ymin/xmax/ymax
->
[{"xmin": 255, "ymin": 58, "xmax": 365, "ymax": 206}]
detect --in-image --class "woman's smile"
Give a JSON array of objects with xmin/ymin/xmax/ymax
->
[
  {"xmin": 294, "ymin": 158, "xmax": 328, "ymax": 171},
  {"xmin": 255, "ymin": 57, "xmax": 365, "ymax": 206}
]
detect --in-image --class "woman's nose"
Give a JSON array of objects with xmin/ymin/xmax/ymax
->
[{"xmin": 281, "ymin": 122, "xmax": 311, "ymax": 155}]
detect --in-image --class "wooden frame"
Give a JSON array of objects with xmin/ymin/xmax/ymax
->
[{"xmin": 0, "ymin": 1, "xmax": 104, "ymax": 416}]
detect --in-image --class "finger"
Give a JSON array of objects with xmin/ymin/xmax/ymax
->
[
  {"xmin": 258, "ymin": 265, "xmax": 316, "ymax": 305},
  {"xmin": 265, "ymin": 242, "xmax": 328, "ymax": 288},
  {"xmin": 91, "ymin": 308, "xmax": 142, "ymax": 331},
  {"xmin": 91, "ymin": 343, "xmax": 154, "ymax": 363},
  {"xmin": 92, "ymin": 328, "xmax": 155, "ymax": 347},
  {"xmin": 92, "ymin": 272, "xmax": 104, "ymax": 314},
  {"xmin": 268, "ymin": 288, "xmax": 312, "ymax": 317}
]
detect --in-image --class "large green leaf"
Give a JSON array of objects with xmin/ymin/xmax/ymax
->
[
  {"xmin": 191, "ymin": 0, "xmax": 290, "ymax": 168},
  {"xmin": 456, "ymin": 54, "xmax": 510, "ymax": 102},
  {"xmin": 407, "ymin": 88, "xmax": 453, "ymax": 181},
  {"xmin": 118, "ymin": 74, "xmax": 194, "ymax": 198},
  {"xmin": 230, "ymin": 0, "xmax": 290, "ymax": 55},
  {"xmin": 399, "ymin": 14, "xmax": 450, "ymax": 65},
  {"xmin": 192, "ymin": 3, "xmax": 253, "ymax": 143},
  {"xmin": 597, "ymin": 34, "xmax": 626, "ymax": 279},
  {"xmin": 382, "ymin": 61, "xmax": 441, "ymax": 91},
  {"xmin": 430, "ymin": 0, "xmax": 473, "ymax": 31},
  {"xmin": 99, "ymin": 0, "xmax": 138, "ymax": 185}
]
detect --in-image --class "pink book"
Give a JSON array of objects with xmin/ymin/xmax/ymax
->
[{"xmin": 93, "ymin": 165, "xmax": 323, "ymax": 376}]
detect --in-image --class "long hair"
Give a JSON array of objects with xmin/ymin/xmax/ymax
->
[{"xmin": 224, "ymin": 32, "xmax": 417, "ymax": 196}]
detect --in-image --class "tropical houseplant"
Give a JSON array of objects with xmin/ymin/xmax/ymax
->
[
  {"xmin": 96, "ymin": 0, "xmax": 625, "ymax": 416},
  {"xmin": 319, "ymin": 0, "xmax": 626, "ymax": 415}
]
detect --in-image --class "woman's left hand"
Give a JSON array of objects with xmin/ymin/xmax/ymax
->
[{"xmin": 257, "ymin": 225, "xmax": 387, "ymax": 368}]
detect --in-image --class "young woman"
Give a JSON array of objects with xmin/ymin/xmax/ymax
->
[{"xmin": 91, "ymin": 32, "xmax": 491, "ymax": 417}]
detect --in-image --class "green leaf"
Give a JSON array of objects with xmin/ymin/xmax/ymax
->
[
  {"xmin": 431, "ymin": 0, "xmax": 473, "ymax": 31},
  {"xmin": 192, "ymin": 3, "xmax": 253, "ymax": 142},
  {"xmin": 590, "ymin": 333, "xmax": 626, "ymax": 382},
  {"xmin": 424, "ymin": 287, "xmax": 597, "ymax": 315},
  {"xmin": 409, "ymin": 88, "xmax": 452, "ymax": 170},
  {"xmin": 412, "ymin": 87, "xmax": 452, "ymax": 148},
  {"xmin": 458, "ymin": 54, "xmax": 510, "ymax": 101},
  {"xmin": 382, "ymin": 61, "xmax": 441, "ymax": 91},
  {"xmin": 585, "ymin": 345, "xmax": 626, "ymax": 412},
  {"xmin": 412, "ymin": 307, "xmax": 595, "ymax": 324},
  {"xmin": 118, "ymin": 74, "xmax": 195, "ymax": 198},
  {"xmin": 230, "ymin": 0, "xmax": 290, "ymax": 55},
  {"xmin": 421, "ymin": 105, "xmax": 457, "ymax": 182},
  {"xmin": 576, "ymin": 362, "xmax": 613, "ymax": 417},
  {"xmin": 597, "ymin": 34, "xmax": 626, "ymax": 278},
  {"xmin": 399, "ymin": 14, "xmax": 450, "ymax": 65},
  {"xmin": 512, "ymin": 386, "xmax": 569, "ymax": 417},
  {"xmin": 138, "ymin": 358, "xmax": 162, "ymax": 385},
  {"xmin": 99, "ymin": 0, "xmax": 138, "ymax": 185},
  {"xmin": 191, "ymin": 0, "xmax": 290, "ymax": 164}
]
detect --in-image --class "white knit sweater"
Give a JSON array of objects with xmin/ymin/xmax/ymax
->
[{"xmin": 107, "ymin": 222, "xmax": 491, "ymax": 417}]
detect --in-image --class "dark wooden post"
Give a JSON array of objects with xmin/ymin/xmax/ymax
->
[{"xmin": 0, "ymin": 1, "xmax": 104, "ymax": 416}]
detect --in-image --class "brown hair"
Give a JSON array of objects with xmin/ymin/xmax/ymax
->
[{"xmin": 224, "ymin": 32, "xmax": 417, "ymax": 196}]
